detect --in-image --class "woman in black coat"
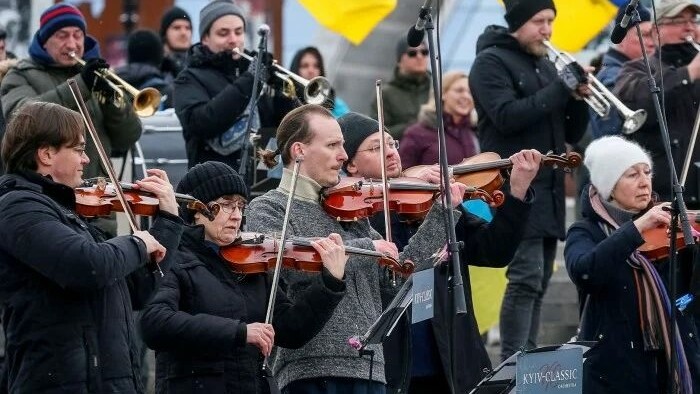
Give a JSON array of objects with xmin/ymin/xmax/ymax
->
[
  {"xmin": 140, "ymin": 161, "xmax": 347, "ymax": 394},
  {"xmin": 564, "ymin": 136, "xmax": 700, "ymax": 393}
]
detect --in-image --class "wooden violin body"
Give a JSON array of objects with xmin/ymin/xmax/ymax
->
[
  {"xmin": 219, "ymin": 233, "xmax": 415, "ymax": 277},
  {"xmin": 75, "ymin": 180, "xmax": 159, "ymax": 217},
  {"xmin": 322, "ymin": 177, "xmax": 437, "ymax": 222}
]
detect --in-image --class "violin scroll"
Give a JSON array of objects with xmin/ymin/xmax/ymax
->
[{"xmin": 541, "ymin": 151, "xmax": 582, "ymax": 172}]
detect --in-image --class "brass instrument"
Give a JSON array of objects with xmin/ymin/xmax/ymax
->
[
  {"xmin": 543, "ymin": 40, "xmax": 647, "ymax": 134},
  {"xmin": 686, "ymin": 35, "xmax": 700, "ymax": 51},
  {"xmin": 233, "ymin": 48, "xmax": 331, "ymax": 105},
  {"xmin": 69, "ymin": 52, "xmax": 162, "ymax": 117}
]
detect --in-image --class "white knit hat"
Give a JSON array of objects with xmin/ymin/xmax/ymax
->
[{"xmin": 584, "ymin": 136, "xmax": 652, "ymax": 200}]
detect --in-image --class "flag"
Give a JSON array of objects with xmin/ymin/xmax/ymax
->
[
  {"xmin": 496, "ymin": 0, "xmax": 620, "ymax": 52},
  {"xmin": 551, "ymin": 0, "xmax": 618, "ymax": 51},
  {"xmin": 298, "ymin": 0, "xmax": 397, "ymax": 45}
]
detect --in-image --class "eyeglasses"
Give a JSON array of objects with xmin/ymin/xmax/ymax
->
[
  {"xmin": 659, "ymin": 17, "xmax": 700, "ymax": 26},
  {"xmin": 406, "ymin": 48, "xmax": 429, "ymax": 58},
  {"xmin": 208, "ymin": 200, "xmax": 247, "ymax": 215},
  {"xmin": 356, "ymin": 140, "xmax": 400, "ymax": 154}
]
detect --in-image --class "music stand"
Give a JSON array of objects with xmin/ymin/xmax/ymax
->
[
  {"xmin": 469, "ymin": 342, "xmax": 596, "ymax": 394},
  {"xmin": 350, "ymin": 276, "xmax": 413, "ymax": 350}
]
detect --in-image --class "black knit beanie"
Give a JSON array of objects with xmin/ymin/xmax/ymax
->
[
  {"xmin": 127, "ymin": 30, "xmax": 163, "ymax": 66},
  {"xmin": 160, "ymin": 6, "xmax": 191, "ymax": 40},
  {"xmin": 176, "ymin": 161, "xmax": 249, "ymax": 222},
  {"xmin": 338, "ymin": 112, "xmax": 387, "ymax": 169},
  {"xmin": 504, "ymin": 0, "xmax": 556, "ymax": 32}
]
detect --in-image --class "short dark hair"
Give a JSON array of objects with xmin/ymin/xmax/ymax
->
[
  {"xmin": 258, "ymin": 104, "xmax": 333, "ymax": 168},
  {"xmin": 1, "ymin": 102, "xmax": 84, "ymax": 173}
]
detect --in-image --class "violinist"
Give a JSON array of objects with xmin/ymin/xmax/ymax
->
[
  {"xmin": 248, "ymin": 104, "xmax": 463, "ymax": 394},
  {"xmin": 139, "ymin": 161, "xmax": 348, "ymax": 394},
  {"xmin": 564, "ymin": 136, "xmax": 700, "ymax": 393},
  {"xmin": 338, "ymin": 111, "xmax": 539, "ymax": 393},
  {"xmin": 0, "ymin": 101, "xmax": 183, "ymax": 393}
]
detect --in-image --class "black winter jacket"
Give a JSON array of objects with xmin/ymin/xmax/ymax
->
[
  {"xmin": 615, "ymin": 43, "xmax": 700, "ymax": 205},
  {"xmin": 173, "ymin": 44, "xmax": 297, "ymax": 168},
  {"xmin": 140, "ymin": 226, "xmax": 346, "ymax": 394},
  {"xmin": 379, "ymin": 192, "xmax": 533, "ymax": 394},
  {"xmin": 469, "ymin": 25, "xmax": 588, "ymax": 239},
  {"xmin": 564, "ymin": 188, "xmax": 700, "ymax": 393},
  {"xmin": 0, "ymin": 172, "xmax": 183, "ymax": 393}
]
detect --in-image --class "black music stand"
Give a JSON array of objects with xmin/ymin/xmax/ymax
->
[
  {"xmin": 351, "ymin": 276, "xmax": 413, "ymax": 350},
  {"xmin": 469, "ymin": 342, "xmax": 596, "ymax": 394}
]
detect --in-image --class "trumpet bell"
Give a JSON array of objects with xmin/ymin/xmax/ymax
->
[
  {"xmin": 133, "ymin": 87, "xmax": 162, "ymax": 117},
  {"xmin": 621, "ymin": 109, "xmax": 648, "ymax": 135},
  {"xmin": 305, "ymin": 76, "xmax": 332, "ymax": 106}
]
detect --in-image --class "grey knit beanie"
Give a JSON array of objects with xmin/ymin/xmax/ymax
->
[{"xmin": 199, "ymin": 0, "xmax": 246, "ymax": 38}]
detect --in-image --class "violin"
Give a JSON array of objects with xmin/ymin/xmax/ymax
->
[
  {"xmin": 404, "ymin": 151, "xmax": 582, "ymax": 204},
  {"xmin": 321, "ymin": 176, "xmax": 496, "ymax": 222},
  {"xmin": 637, "ymin": 211, "xmax": 700, "ymax": 261},
  {"xmin": 219, "ymin": 232, "xmax": 415, "ymax": 277},
  {"xmin": 75, "ymin": 178, "xmax": 215, "ymax": 220}
]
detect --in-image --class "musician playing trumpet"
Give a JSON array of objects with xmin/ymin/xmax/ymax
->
[
  {"xmin": 469, "ymin": 0, "xmax": 590, "ymax": 362},
  {"xmin": 0, "ymin": 2, "xmax": 142, "ymax": 181},
  {"xmin": 615, "ymin": 0, "xmax": 700, "ymax": 206},
  {"xmin": 173, "ymin": 0, "xmax": 297, "ymax": 171}
]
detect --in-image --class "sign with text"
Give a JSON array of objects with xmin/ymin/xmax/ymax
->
[
  {"xmin": 411, "ymin": 268, "xmax": 434, "ymax": 323},
  {"xmin": 516, "ymin": 347, "xmax": 582, "ymax": 393}
]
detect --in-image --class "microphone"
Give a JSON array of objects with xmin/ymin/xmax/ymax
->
[
  {"xmin": 257, "ymin": 23, "xmax": 270, "ymax": 36},
  {"xmin": 610, "ymin": 0, "xmax": 640, "ymax": 44},
  {"xmin": 406, "ymin": 0, "xmax": 433, "ymax": 47}
]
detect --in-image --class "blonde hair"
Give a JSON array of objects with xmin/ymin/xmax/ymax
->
[{"xmin": 418, "ymin": 70, "xmax": 477, "ymax": 127}]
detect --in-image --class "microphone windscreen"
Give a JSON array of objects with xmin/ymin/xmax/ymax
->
[
  {"xmin": 407, "ymin": 26, "xmax": 425, "ymax": 48},
  {"xmin": 610, "ymin": 25, "xmax": 628, "ymax": 45}
]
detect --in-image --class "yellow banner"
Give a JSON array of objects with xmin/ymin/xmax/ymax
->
[{"xmin": 299, "ymin": 0, "xmax": 398, "ymax": 45}]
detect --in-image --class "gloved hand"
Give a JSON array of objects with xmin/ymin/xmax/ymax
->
[
  {"xmin": 80, "ymin": 58, "xmax": 110, "ymax": 88},
  {"xmin": 247, "ymin": 50, "xmax": 276, "ymax": 86},
  {"xmin": 558, "ymin": 61, "xmax": 588, "ymax": 92}
]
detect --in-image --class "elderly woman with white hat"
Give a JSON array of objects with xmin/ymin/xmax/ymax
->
[{"xmin": 564, "ymin": 136, "xmax": 700, "ymax": 393}]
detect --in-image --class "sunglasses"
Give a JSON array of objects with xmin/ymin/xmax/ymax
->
[{"xmin": 406, "ymin": 48, "xmax": 429, "ymax": 58}]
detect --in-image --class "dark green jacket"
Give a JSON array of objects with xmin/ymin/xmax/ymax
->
[
  {"xmin": 0, "ymin": 59, "xmax": 142, "ymax": 180},
  {"xmin": 370, "ymin": 68, "xmax": 430, "ymax": 140}
]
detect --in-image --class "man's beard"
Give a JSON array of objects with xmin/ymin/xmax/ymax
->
[{"xmin": 523, "ymin": 40, "xmax": 548, "ymax": 58}]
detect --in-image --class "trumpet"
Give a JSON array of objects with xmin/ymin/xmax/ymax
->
[
  {"xmin": 69, "ymin": 52, "xmax": 162, "ymax": 117},
  {"xmin": 542, "ymin": 40, "xmax": 647, "ymax": 134},
  {"xmin": 686, "ymin": 35, "xmax": 700, "ymax": 51},
  {"xmin": 233, "ymin": 48, "xmax": 331, "ymax": 105}
]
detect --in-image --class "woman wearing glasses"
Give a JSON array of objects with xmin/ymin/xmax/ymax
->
[
  {"xmin": 139, "ymin": 161, "xmax": 348, "ymax": 394},
  {"xmin": 399, "ymin": 71, "xmax": 480, "ymax": 169}
]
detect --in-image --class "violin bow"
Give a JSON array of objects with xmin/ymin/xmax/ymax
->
[
  {"xmin": 262, "ymin": 156, "xmax": 303, "ymax": 381},
  {"xmin": 68, "ymin": 79, "xmax": 164, "ymax": 277},
  {"xmin": 375, "ymin": 80, "xmax": 397, "ymax": 287}
]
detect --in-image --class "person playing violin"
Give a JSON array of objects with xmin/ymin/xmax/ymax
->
[
  {"xmin": 338, "ymin": 111, "xmax": 540, "ymax": 394},
  {"xmin": 0, "ymin": 101, "xmax": 183, "ymax": 393},
  {"xmin": 565, "ymin": 136, "xmax": 700, "ymax": 393},
  {"xmin": 139, "ymin": 160, "xmax": 348, "ymax": 394},
  {"xmin": 248, "ymin": 104, "xmax": 462, "ymax": 394}
]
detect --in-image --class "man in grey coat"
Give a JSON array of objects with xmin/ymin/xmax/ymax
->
[
  {"xmin": 0, "ymin": 2, "xmax": 142, "ymax": 181},
  {"xmin": 247, "ymin": 104, "xmax": 465, "ymax": 394}
]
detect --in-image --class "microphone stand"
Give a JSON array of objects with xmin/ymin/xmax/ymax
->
[
  {"xmin": 412, "ymin": 5, "xmax": 466, "ymax": 394},
  {"xmin": 238, "ymin": 28, "xmax": 268, "ymax": 184},
  {"xmin": 629, "ymin": 4, "xmax": 695, "ymax": 392}
]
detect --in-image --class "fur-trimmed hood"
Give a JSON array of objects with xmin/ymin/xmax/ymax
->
[{"xmin": 0, "ymin": 58, "xmax": 19, "ymax": 83}]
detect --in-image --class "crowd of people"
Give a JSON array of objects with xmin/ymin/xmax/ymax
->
[{"xmin": 1, "ymin": 0, "xmax": 700, "ymax": 393}]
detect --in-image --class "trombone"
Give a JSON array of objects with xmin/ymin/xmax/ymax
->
[
  {"xmin": 542, "ymin": 40, "xmax": 647, "ymax": 134},
  {"xmin": 69, "ymin": 52, "xmax": 162, "ymax": 117},
  {"xmin": 233, "ymin": 48, "xmax": 331, "ymax": 105}
]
